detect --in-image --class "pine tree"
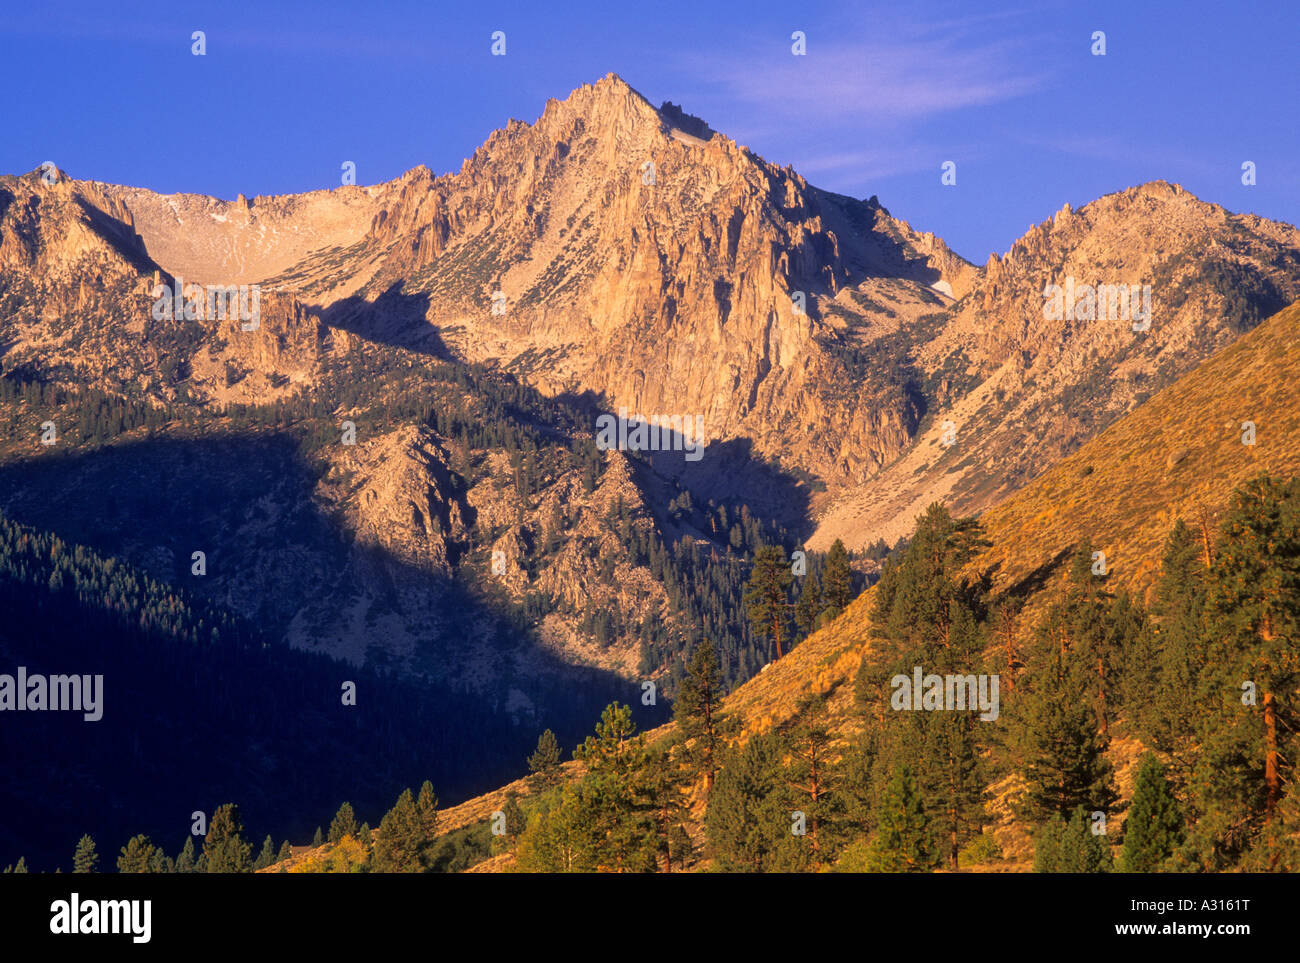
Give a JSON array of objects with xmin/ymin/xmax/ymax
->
[
  {"xmin": 1186, "ymin": 474, "xmax": 1300, "ymax": 868},
  {"xmin": 175, "ymin": 837, "xmax": 197, "ymax": 873},
  {"xmin": 921, "ymin": 709, "xmax": 987, "ymax": 870},
  {"xmin": 517, "ymin": 704, "xmax": 659, "ymax": 872},
  {"xmin": 1118, "ymin": 754, "xmax": 1184, "ymax": 872},
  {"xmin": 992, "ymin": 597, "xmax": 1025, "ymax": 691},
  {"xmin": 857, "ymin": 505, "xmax": 988, "ymax": 695},
  {"xmin": 705, "ymin": 732, "xmax": 794, "ymax": 872},
  {"xmin": 794, "ymin": 571, "xmax": 823, "ymax": 636},
  {"xmin": 1039, "ymin": 539, "xmax": 1127, "ymax": 738},
  {"xmin": 1131, "ymin": 520, "xmax": 1210, "ymax": 764},
  {"xmin": 863, "ymin": 765, "xmax": 933, "ymax": 872},
  {"xmin": 1211, "ymin": 476, "xmax": 1300, "ymax": 818},
  {"xmin": 571, "ymin": 703, "xmax": 657, "ymax": 872},
  {"xmin": 73, "ymin": 834, "xmax": 98, "ymax": 873},
  {"xmin": 527, "ymin": 728, "xmax": 563, "ymax": 789},
  {"xmin": 204, "ymin": 804, "xmax": 253, "ymax": 873},
  {"xmin": 743, "ymin": 542, "xmax": 793, "ymax": 659},
  {"xmin": 642, "ymin": 745, "xmax": 692, "ymax": 872},
  {"xmin": 311, "ymin": 826, "xmax": 324, "ymax": 847},
  {"xmin": 784, "ymin": 695, "xmax": 842, "ymax": 868},
  {"xmin": 329, "ymin": 802, "xmax": 358, "ymax": 843},
  {"xmin": 515, "ymin": 786, "xmax": 585, "ymax": 872},
  {"xmin": 1012, "ymin": 633, "xmax": 1118, "ymax": 824},
  {"xmin": 1034, "ymin": 808, "xmax": 1112, "ymax": 872},
  {"xmin": 253, "ymin": 835, "xmax": 277, "ymax": 871},
  {"xmin": 1241, "ymin": 781, "xmax": 1300, "ymax": 872},
  {"xmin": 1102, "ymin": 589, "xmax": 1147, "ymax": 730},
  {"xmin": 822, "ymin": 538, "xmax": 854, "ymax": 613},
  {"xmin": 413, "ymin": 781, "xmax": 440, "ymax": 869},
  {"xmin": 854, "ymin": 504, "xmax": 991, "ymax": 869},
  {"xmin": 497, "ymin": 791, "xmax": 525, "ymax": 855},
  {"xmin": 833, "ymin": 734, "xmax": 877, "ymax": 844},
  {"xmin": 276, "ymin": 840, "xmax": 292, "ymax": 862},
  {"xmin": 371, "ymin": 788, "xmax": 421, "ymax": 872},
  {"xmin": 13, "ymin": 858, "xmax": 28, "ymax": 873},
  {"xmin": 1011, "ymin": 559, "xmax": 1120, "ymax": 826},
  {"xmin": 673, "ymin": 639, "xmax": 726, "ymax": 792},
  {"xmin": 116, "ymin": 835, "xmax": 156, "ymax": 873},
  {"xmin": 149, "ymin": 849, "xmax": 174, "ymax": 874}
]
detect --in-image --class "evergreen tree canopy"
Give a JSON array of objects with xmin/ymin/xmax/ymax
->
[
  {"xmin": 743, "ymin": 542, "xmax": 793, "ymax": 659},
  {"xmin": 783, "ymin": 695, "xmax": 842, "ymax": 869},
  {"xmin": 116, "ymin": 835, "xmax": 155, "ymax": 874},
  {"xmin": 855, "ymin": 504, "xmax": 991, "ymax": 870},
  {"xmin": 822, "ymin": 538, "xmax": 854, "ymax": 613},
  {"xmin": 1130, "ymin": 520, "xmax": 1210, "ymax": 762},
  {"xmin": 371, "ymin": 789, "xmax": 420, "ymax": 873},
  {"xmin": 203, "ymin": 804, "xmax": 253, "ymax": 873},
  {"xmin": 253, "ymin": 835, "xmax": 277, "ymax": 871},
  {"xmin": 1118, "ymin": 754, "xmax": 1184, "ymax": 872},
  {"xmin": 793, "ymin": 571, "xmax": 824, "ymax": 637},
  {"xmin": 1033, "ymin": 808, "xmax": 1112, "ymax": 873},
  {"xmin": 527, "ymin": 729, "xmax": 563, "ymax": 788},
  {"xmin": 175, "ymin": 837, "xmax": 197, "ymax": 873},
  {"xmin": 72, "ymin": 835, "xmax": 98, "ymax": 874},
  {"xmin": 1012, "ymin": 628, "xmax": 1118, "ymax": 825},
  {"xmin": 1185, "ymin": 474, "xmax": 1300, "ymax": 868},
  {"xmin": 673, "ymin": 639, "xmax": 727, "ymax": 792},
  {"xmin": 329, "ymin": 802, "xmax": 359, "ymax": 843},
  {"xmin": 862, "ymin": 765, "xmax": 934, "ymax": 872},
  {"xmin": 705, "ymin": 732, "xmax": 797, "ymax": 872}
]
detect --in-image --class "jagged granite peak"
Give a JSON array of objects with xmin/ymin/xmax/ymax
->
[
  {"xmin": 938, "ymin": 178, "xmax": 1300, "ymax": 372},
  {"xmin": 243, "ymin": 75, "xmax": 977, "ymax": 492},
  {"xmin": 811, "ymin": 180, "xmax": 1300, "ymax": 550},
  {"xmin": 6, "ymin": 80, "xmax": 1298, "ymax": 542},
  {"xmin": 1, "ymin": 169, "xmax": 153, "ymax": 275}
]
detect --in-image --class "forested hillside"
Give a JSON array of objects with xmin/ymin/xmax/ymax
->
[{"xmin": 193, "ymin": 300, "xmax": 1300, "ymax": 875}]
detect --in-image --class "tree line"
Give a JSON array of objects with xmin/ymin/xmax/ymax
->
[
  {"xmin": 23, "ymin": 472, "xmax": 1295, "ymax": 872},
  {"xmin": 505, "ymin": 472, "xmax": 1300, "ymax": 872}
]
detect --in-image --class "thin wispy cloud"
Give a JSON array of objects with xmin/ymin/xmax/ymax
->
[
  {"xmin": 691, "ymin": 40, "xmax": 1041, "ymax": 130},
  {"xmin": 665, "ymin": 13, "xmax": 1052, "ymax": 183},
  {"xmin": 678, "ymin": 22, "xmax": 1048, "ymax": 128}
]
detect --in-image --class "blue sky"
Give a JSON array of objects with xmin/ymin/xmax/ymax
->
[{"xmin": 3, "ymin": 0, "xmax": 1296, "ymax": 260}]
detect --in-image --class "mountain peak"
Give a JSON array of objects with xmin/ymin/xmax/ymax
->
[
  {"xmin": 1132, "ymin": 178, "xmax": 1184, "ymax": 197},
  {"xmin": 593, "ymin": 70, "xmax": 641, "ymax": 95},
  {"xmin": 10, "ymin": 164, "xmax": 67, "ymax": 188},
  {"xmin": 1087, "ymin": 179, "xmax": 1205, "ymax": 215},
  {"xmin": 540, "ymin": 72, "xmax": 659, "ymax": 123}
]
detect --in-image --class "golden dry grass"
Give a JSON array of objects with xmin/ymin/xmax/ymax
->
[
  {"xmin": 269, "ymin": 302, "xmax": 1300, "ymax": 872},
  {"xmin": 725, "ymin": 301, "xmax": 1300, "ymax": 742}
]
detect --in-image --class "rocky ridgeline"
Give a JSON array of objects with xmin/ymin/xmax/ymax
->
[
  {"xmin": 812, "ymin": 181, "xmax": 1300, "ymax": 551},
  {"xmin": 4, "ymin": 74, "xmax": 1300, "ymax": 681},
  {"xmin": 241, "ymin": 74, "xmax": 977, "ymax": 489}
]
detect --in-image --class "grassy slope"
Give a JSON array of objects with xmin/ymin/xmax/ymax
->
[
  {"xmin": 274, "ymin": 300, "xmax": 1300, "ymax": 870},
  {"xmin": 725, "ymin": 300, "xmax": 1300, "ymax": 740}
]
